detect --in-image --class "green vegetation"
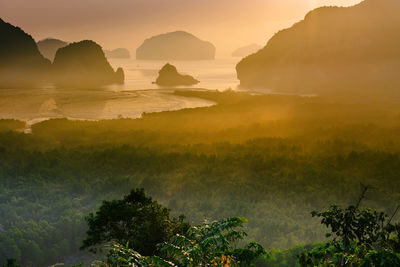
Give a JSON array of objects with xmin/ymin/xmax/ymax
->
[
  {"xmin": 81, "ymin": 188, "xmax": 189, "ymax": 256},
  {"xmin": 88, "ymin": 191, "xmax": 266, "ymax": 267},
  {"xmin": 96, "ymin": 217, "xmax": 266, "ymax": 267},
  {"xmin": 31, "ymin": 90, "xmax": 400, "ymax": 147},
  {"xmin": 87, "ymin": 188, "xmax": 400, "ymax": 266},
  {"xmin": 0, "ymin": 120, "xmax": 25, "ymax": 132},
  {"xmin": 299, "ymin": 187, "xmax": 400, "ymax": 266},
  {"xmin": 1, "ymin": 90, "xmax": 400, "ymax": 266}
]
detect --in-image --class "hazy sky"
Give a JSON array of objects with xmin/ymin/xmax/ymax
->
[{"xmin": 0, "ymin": 0, "xmax": 362, "ymax": 57}]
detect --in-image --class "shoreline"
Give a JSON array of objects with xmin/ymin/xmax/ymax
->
[{"xmin": 0, "ymin": 88, "xmax": 218, "ymax": 133}]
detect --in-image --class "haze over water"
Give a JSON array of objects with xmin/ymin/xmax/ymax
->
[
  {"xmin": 0, "ymin": 0, "xmax": 364, "ymax": 126},
  {"xmin": 0, "ymin": 59, "xmax": 240, "ymax": 126},
  {"xmin": 109, "ymin": 58, "xmax": 239, "ymax": 91}
]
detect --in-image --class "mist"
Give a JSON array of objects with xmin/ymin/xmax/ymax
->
[
  {"xmin": 3, "ymin": 0, "xmax": 400, "ymax": 266},
  {"xmin": 0, "ymin": 0, "xmax": 361, "ymax": 57}
]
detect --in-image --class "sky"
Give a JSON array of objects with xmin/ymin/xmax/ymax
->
[{"xmin": 0, "ymin": 0, "xmax": 362, "ymax": 58}]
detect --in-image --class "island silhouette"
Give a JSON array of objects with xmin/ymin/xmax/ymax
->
[
  {"xmin": 0, "ymin": 18, "xmax": 125, "ymax": 88},
  {"xmin": 0, "ymin": 18, "xmax": 50, "ymax": 88},
  {"xmin": 154, "ymin": 63, "xmax": 199, "ymax": 86},
  {"xmin": 37, "ymin": 38, "xmax": 69, "ymax": 61},
  {"xmin": 52, "ymin": 40, "xmax": 124, "ymax": 87},
  {"xmin": 136, "ymin": 31, "xmax": 215, "ymax": 60},
  {"xmin": 236, "ymin": 0, "xmax": 400, "ymax": 95}
]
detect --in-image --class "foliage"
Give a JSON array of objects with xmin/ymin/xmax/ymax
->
[
  {"xmin": 231, "ymin": 242, "xmax": 267, "ymax": 266},
  {"xmin": 92, "ymin": 243, "xmax": 166, "ymax": 267},
  {"xmin": 254, "ymin": 244, "xmax": 317, "ymax": 267},
  {"xmin": 2, "ymin": 132, "xmax": 400, "ymax": 265},
  {"xmin": 2, "ymin": 92, "xmax": 400, "ymax": 265},
  {"xmin": 158, "ymin": 217, "xmax": 266, "ymax": 266},
  {"xmin": 96, "ymin": 217, "xmax": 266, "ymax": 267},
  {"xmin": 300, "ymin": 189, "xmax": 400, "ymax": 266},
  {"xmin": 2, "ymin": 259, "xmax": 19, "ymax": 267},
  {"xmin": 81, "ymin": 188, "xmax": 189, "ymax": 256}
]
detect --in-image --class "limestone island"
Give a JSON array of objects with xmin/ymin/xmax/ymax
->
[
  {"xmin": 0, "ymin": 18, "xmax": 50, "ymax": 88},
  {"xmin": 136, "ymin": 31, "xmax": 215, "ymax": 60},
  {"xmin": 154, "ymin": 63, "xmax": 199, "ymax": 86},
  {"xmin": 52, "ymin": 40, "xmax": 124, "ymax": 87},
  {"xmin": 236, "ymin": 0, "xmax": 400, "ymax": 95}
]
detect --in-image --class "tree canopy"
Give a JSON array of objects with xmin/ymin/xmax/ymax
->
[{"xmin": 81, "ymin": 188, "xmax": 190, "ymax": 256}]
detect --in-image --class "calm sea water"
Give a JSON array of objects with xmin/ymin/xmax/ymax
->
[
  {"xmin": 0, "ymin": 58, "xmax": 242, "ymax": 127},
  {"xmin": 108, "ymin": 58, "xmax": 241, "ymax": 91}
]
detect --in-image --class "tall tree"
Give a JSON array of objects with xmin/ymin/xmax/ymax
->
[{"xmin": 81, "ymin": 188, "xmax": 189, "ymax": 256}]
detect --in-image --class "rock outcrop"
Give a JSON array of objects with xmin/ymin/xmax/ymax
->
[
  {"xmin": 0, "ymin": 18, "xmax": 50, "ymax": 88},
  {"xmin": 154, "ymin": 63, "xmax": 199, "ymax": 86},
  {"xmin": 232, "ymin": 44, "xmax": 261, "ymax": 58},
  {"xmin": 104, "ymin": 48, "xmax": 131, "ymax": 59},
  {"xmin": 52, "ymin": 40, "xmax": 124, "ymax": 87},
  {"xmin": 137, "ymin": 31, "xmax": 215, "ymax": 60},
  {"xmin": 37, "ymin": 38, "xmax": 69, "ymax": 61},
  {"xmin": 236, "ymin": 0, "xmax": 400, "ymax": 95}
]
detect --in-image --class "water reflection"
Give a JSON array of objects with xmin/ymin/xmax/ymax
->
[
  {"xmin": 0, "ymin": 59, "xmax": 241, "ymax": 125},
  {"xmin": 0, "ymin": 87, "xmax": 215, "ymax": 126}
]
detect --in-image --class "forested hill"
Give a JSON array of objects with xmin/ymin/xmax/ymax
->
[
  {"xmin": 2, "ymin": 91, "xmax": 400, "ymax": 266},
  {"xmin": 236, "ymin": 0, "xmax": 400, "ymax": 95}
]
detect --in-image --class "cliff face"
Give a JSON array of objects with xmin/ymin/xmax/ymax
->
[
  {"xmin": 52, "ymin": 40, "xmax": 124, "ymax": 87},
  {"xmin": 236, "ymin": 0, "xmax": 400, "ymax": 95},
  {"xmin": 154, "ymin": 63, "xmax": 199, "ymax": 86},
  {"xmin": 37, "ymin": 38, "xmax": 69, "ymax": 61},
  {"xmin": 136, "ymin": 31, "xmax": 215, "ymax": 60},
  {"xmin": 0, "ymin": 18, "xmax": 50, "ymax": 88}
]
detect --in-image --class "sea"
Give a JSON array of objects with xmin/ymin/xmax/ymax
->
[{"xmin": 0, "ymin": 58, "xmax": 243, "ymax": 127}]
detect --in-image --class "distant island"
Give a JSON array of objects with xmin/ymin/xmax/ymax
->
[
  {"xmin": 52, "ymin": 40, "xmax": 124, "ymax": 87},
  {"xmin": 236, "ymin": 0, "xmax": 400, "ymax": 95},
  {"xmin": 0, "ymin": 18, "xmax": 125, "ymax": 88},
  {"xmin": 154, "ymin": 63, "xmax": 199, "ymax": 86},
  {"xmin": 0, "ymin": 18, "xmax": 50, "ymax": 88},
  {"xmin": 136, "ymin": 31, "xmax": 215, "ymax": 60},
  {"xmin": 232, "ymin": 44, "xmax": 261, "ymax": 58},
  {"xmin": 104, "ymin": 48, "xmax": 131, "ymax": 59},
  {"xmin": 37, "ymin": 38, "xmax": 69, "ymax": 61}
]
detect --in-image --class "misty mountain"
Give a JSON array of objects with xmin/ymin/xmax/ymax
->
[
  {"xmin": 236, "ymin": 0, "xmax": 400, "ymax": 95},
  {"xmin": 52, "ymin": 40, "xmax": 124, "ymax": 87},
  {"xmin": 104, "ymin": 48, "xmax": 131, "ymax": 59},
  {"xmin": 232, "ymin": 43, "xmax": 261, "ymax": 58},
  {"xmin": 0, "ymin": 18, "xmax": 50, "ymax": 88},
  {"xmin": 136, "ymin": 31, "xmax": 215, "ymax": 60},
  {"xmin": 37, "ymin": 38, "xmax": 69, "ymax": 61}
]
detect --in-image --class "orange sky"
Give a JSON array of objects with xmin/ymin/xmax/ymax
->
[{"xmin": 0, "ymin": 0, "xmax": 362, "ymax": 57}]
